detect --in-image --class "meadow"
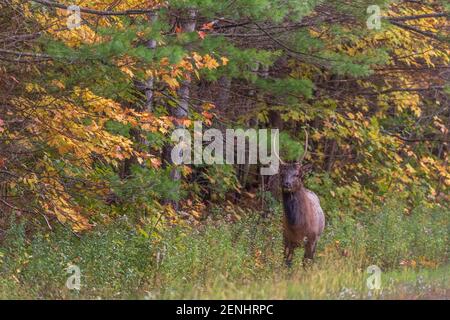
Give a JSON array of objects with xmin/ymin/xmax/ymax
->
[{"xmin": 1, "ymin": 200, "xmax": 447, "ymax": 299}]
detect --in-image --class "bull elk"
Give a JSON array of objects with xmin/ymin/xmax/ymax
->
[{"xmin": 277, "ymin": 130, "xmax": 325, "ymax": 267}]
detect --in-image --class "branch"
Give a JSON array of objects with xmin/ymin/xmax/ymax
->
[
  {"xmin": 253, "ymin": 22, "xmax": 333, "ymax": 67},
  {"xmin": 32, "ymin": 0, "xmax": 156, "ymax": 16},
  {"xmin": 0, "ymin": 48, "xmax": 51, "ymax": 58},
  {"xmin": 383, "ymin": 131, "xmax": 450, "ymax": 143},
  {"xmin": 389, "ymin": 20, "xmax": 444, "ymax": 41},
  {"xmin": 381, "ymin": 86, "xmax": 444, "ymax": 94},
  {"xmin": 0, "ymin": 170, "xmax": 20, "ymax": 178},
  {"xmin": 388, "ymin": 13, "xmax": 449, "ymax": 22},
  {"xmin": 340, "ymin": 86, "xmax": 445, "ymax": 96},
  {"xmin": 0, "ymin": 49, "xmax": 53, "ymax": 62}
]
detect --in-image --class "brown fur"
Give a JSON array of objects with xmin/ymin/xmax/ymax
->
[{"xmin": 280, "ymin": 163, "xmax": 325, "ymax": 266}]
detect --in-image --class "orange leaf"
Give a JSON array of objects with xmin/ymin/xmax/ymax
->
[
  {"xmin": 201, "ymin": 22, "xmax": 215, "ymax": 30},
  {"xmin": 202, "ymin": 111, "xmax": 214, "ymax": 120},
  {"xmin": 197, "ymin": 31, "xmax": 206, "ymax": 39}
]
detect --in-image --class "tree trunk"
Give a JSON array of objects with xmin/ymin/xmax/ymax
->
[
  {"xmin": 326, "ymin": 140, "xmax": 337, "ymax": 172},
  {"xmin": 163, "ymin": 9, "xmax": 197, "ymax": 210},
  {"xmin": 216, "ymin": 75, "xmax": 231, "ymax": 112},
  {"xmin": 122, "ymin": 12, "xmax": 159, "ymax": 179}
]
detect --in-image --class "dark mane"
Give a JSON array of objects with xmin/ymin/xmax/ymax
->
[{"xmin": 282, "ymin": 191, "xmax": 305, "ymax": 226}]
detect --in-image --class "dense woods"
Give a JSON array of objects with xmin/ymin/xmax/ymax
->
[{"xmin": 0, "ymin": 0, "xmax": 448, "ymax": 299}]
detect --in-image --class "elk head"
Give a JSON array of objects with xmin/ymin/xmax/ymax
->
[
  {"xmin": 278, "ymin": 129, "xmax": 312, "ymax": 192},
  {"xmin": 280, "ymin": 162, "xmax": 312, "ymax": 192}
]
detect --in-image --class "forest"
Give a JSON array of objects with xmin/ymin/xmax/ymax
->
[{"xmin": 0, "ymin": 0, "xmax": 448, "ymax": 299}]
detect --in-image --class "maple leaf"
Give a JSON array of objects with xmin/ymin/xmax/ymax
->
[
  {"xmin": 202, "ymin": 54, "xmax": 219, "ymax": 69},
  {"xmin": 197, "ymin": 30, "xmax": 206, "ymax": 39},
  {"xmin": 200, "ymin": 22, "xmax": 215, "ymax": 30},
  {"xmin": 162, "ymin": 74, "xmax": 179, "ymax": 89},
  {"xmin": 220, "ymin": 57, "xmax": 229, "ymax": 66},
  {"xmin": 150, "ymin": 157, "xmax": 162, "ymax": 168},
  {"xmin": 174, "ymin": 118, "xmax": 192, "ymax": 126}
]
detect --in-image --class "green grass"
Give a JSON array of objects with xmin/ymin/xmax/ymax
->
[
  {"xmin": 0, "ymin": 201, "xmax": 448, "ymax": 299},
  {"xmin": 173, "ymin": 261, "xmax": 449, "ymax": 300}
]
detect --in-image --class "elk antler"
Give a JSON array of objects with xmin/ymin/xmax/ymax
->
[
  {"xmin": 298, "ymin": 128, "xmax": 309, "ymax": 163},
  {"xmin": 272, "ymin": 131, "xmax": 286, "ymax": 165},
  {"xmin": 274, "ymin": 151, "xmax": 286, "ymax": 165}
]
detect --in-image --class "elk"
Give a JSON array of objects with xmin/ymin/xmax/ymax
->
[{"xmin": 277, "ymin": 131, "xmax": 325, "ymax": 267}]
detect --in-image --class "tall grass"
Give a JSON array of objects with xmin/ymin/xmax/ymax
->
[{"xmin": 0, "ymin": 201, "xmax": 448, "ymax": 299}]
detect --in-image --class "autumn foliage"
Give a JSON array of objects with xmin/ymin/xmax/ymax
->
[{"xmin": 0, "ymin": 0, "xmax": 448, "ymax": 233}]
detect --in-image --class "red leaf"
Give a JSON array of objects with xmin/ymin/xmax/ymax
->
[{"xmin": 197, "ymin": 31, "xmax": 206, "ymax": 39}]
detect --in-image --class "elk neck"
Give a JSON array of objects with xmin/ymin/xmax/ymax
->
[{"xmin": 282, "ymin": 185, "xmax": 308, "ymax": 226}]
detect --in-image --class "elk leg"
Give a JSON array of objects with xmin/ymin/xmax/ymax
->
[
  {"xmin": 283, "ymin": 238, "xmax": 295, "ymax": 268},
  {"xmin": 285, "ymin": 246, "xmax": 294, "ymax": 268},
  {"xmin": 303, "ymin": 239, "xmax": 317, "ymax": 264}
]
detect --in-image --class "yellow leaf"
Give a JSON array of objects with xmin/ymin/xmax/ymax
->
[
  {"xmin": 162, "ymin": 74, "xmax": 179, "ymax": 89},
  {"xmin": 221, "ymin": 57, "xmax": 229, "ymax": 65},
  {"xmin": 203, "ymin": 54, "xmax": 219, "ymax": 69}
]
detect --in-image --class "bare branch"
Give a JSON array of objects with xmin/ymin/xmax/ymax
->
[
  {"xmin": 32, "ymin": 0, "xmax": 156, "ymax": 16},
  {"xmin": 388, "ymin": 13, "xmax": 449, "ymax": 22},
  {"xmin": 389, "ymin": 20, "xmax": 445, "ymax": 41},
  {"xmin": 0, "ymin": 48, "xmax": 51, "ymax": 58},
  {"xmin": 383, "ymin": 131, "xmax": 450, "ymax": 143}
]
